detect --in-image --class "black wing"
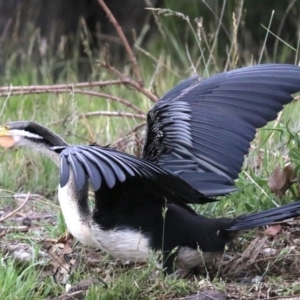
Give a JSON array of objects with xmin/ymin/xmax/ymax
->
[
  {"xmin": 51, "ymin": 145, "xmax": 214, "ymax": 206},
  {"xmin": 142, "ymin": 64, "xmax": 300, "ymax": 196}
]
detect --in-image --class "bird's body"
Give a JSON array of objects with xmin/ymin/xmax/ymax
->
[
  {"xmin": 52, "ymin": 144, "xmax": 300, "ymax": 275},
  {"xmin": 55, "ymin": 170, "xmax": 227, "ymax": 270},
  {"xmin": 2, "ymin": 64, "xmax": 300, "ymax": 275}
]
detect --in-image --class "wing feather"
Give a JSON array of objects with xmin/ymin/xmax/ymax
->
[
  {"xmin": 52, "ymin": 145, "xmax": 214, "ymax": 206},
  {"xmin": 142, "ymin": 64, "xmax": 300, "ymax": 196},
  {"xmin": 67, "ymin": 153, "xmax": 86, "ymax": 191},
  {"xmin": 60, "ymin": 154, "xmax": 70, "ymax": 188}
]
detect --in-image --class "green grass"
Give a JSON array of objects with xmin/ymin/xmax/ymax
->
[
  {"xmin": 86, "ymin": 267, "xmax": 199, "ymax": 300},
  {"xmin": 0, "ymin": 253, "xmax": 61, "ymax": 299},
  {"xmin": 1, "ymin": 2, "xmax": 300, "ymax": 299}
]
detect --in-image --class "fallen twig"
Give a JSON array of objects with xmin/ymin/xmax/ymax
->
[
  {"xmin": 0, "ymin": 225, "xmax": 32, "ymax": 237},
  {"xmin": 6, "ymin": 213, "xmax": 56, "ymax": 223},
  {"xmin": 0, "ymin": 193, "xmax": 31, "ymax": 222},
  {"xmin": 17, "ymin": 236, "xmax": 59, "ymax": 243}
]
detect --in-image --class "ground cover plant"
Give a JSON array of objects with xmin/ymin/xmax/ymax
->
[{"xmin": 1, "ymin": 1, "xmax": 300, "ymax": 299}]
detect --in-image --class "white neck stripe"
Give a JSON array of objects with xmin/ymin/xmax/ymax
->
[{"xmin": 9, "ymin": 129, "xmax": 43, "ymax": 140}]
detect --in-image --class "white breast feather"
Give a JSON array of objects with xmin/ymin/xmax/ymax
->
[{"xmin": 58, "ymin": 180, "xmax": 151, "ymax": 262}]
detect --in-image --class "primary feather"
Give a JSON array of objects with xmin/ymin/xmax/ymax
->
[
  {"xmin": 52, "ymin": 145, "xmax": 213, "ymax": 207},
  {"xmin": 143, "ymin": 64, "xmax": 300, "ymax": 196}
]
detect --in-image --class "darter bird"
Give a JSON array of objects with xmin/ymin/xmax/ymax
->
[{"xmin": 1, "ymin": 64, "xmax": 300, "ymax": 275}]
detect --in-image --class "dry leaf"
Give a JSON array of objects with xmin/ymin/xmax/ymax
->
[
  {"xmin": 268, "ymin": 164, "xmax": 298, "ymax": 197},
  {"xmin": 50, "ymin": 240, "xmax": 76, "ymax": 284},
  {"xmin": 264, "ymin": 224, "xmax": 282, "ymax": 236}
]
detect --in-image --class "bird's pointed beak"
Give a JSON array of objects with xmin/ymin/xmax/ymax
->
[{"xmin": 0, "ymin": 125, "xmax": 15, "ymax": 148}]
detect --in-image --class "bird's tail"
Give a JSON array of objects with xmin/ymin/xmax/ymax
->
[{"xmin": 226, "ymin": 201, "xmax": 300, "ymax": 231}]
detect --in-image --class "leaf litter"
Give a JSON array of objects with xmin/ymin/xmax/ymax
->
[{"xmin": 1, "ymin": 191, "xmax": 300, "ymax": 299}]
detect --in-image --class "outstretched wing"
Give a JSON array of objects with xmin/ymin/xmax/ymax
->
[
  {"xmin": 142, "ymin": 64, "xmax": 300, "ymax": 196},
  {"xmin": 51, "ymin": 145, "xmax": 214, "ymax": 206}
]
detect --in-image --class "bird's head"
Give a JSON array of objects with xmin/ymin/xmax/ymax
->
[{"xmin": 0, "ymin": 121, "xmax": 68, "ymax": 165}]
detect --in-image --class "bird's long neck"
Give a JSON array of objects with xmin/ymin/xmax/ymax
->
[
  {"xmin": 18, "ymin": 133, "xmax": 68, "ymax": 167},
  {"xmin": 13, "ymin": 127, "xmax": 98, "ymax": 246},
  {"xmin": 27, "ymin": 140, "xmax": 62, "ymax": 166},
  {"xmin": 16, "ymin": 132, "xmax": 96, "ymax": 245},
  {"xmin": 29, "ymin": 136, "xmax": 97, "ymax": 246},
  {"xmin": 58, "ymin": 171, "xmax": 97, "ymax": 247}
]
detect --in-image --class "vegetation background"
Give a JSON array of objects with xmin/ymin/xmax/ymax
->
[{"xmin": 1, "ymin": 0, "xmax": 300, "ymax": 299}]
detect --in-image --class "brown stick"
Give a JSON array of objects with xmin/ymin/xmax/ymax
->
[
  {"xmin": 102, "ymin": 63, "xmax": 158, "ymax": 102},
  {"xmin": 0, "ymin": 193, "xmax": 31, "ymax": 222},
  {"xmin": 7, "ymin": 214, "xmax": 55, "ymax": 223},
  {"xmin": 0, "ymin": 80, "xmax": 124, "ymax": 93},
  {"xmin": 49, "ymin": 111, "xmax": 146, "ymax": 126},
  {"xmin": 97, "ymin": 0, "xmax": 143, "ymax": 85},
  {"xmin": 16, "ymin": 236, "xmax": 59, "ymax": 243},
  {"xmin": 0, "ymin": 225, "xmax": 30, "ymax": 231},
  {"xmin": 74, "ymin": 90, "xmax": 145, "ymax": 114},
  {"xmin": 77, "ymin": 111, "xmax": 146, "ymax": 120},
  {"xmin": 0, "ymin": 226, "xmax": 32, "ymax": 237},
  {"xmin": 0, "ymin": 88, "xmax": 145, "ymax": 115}
]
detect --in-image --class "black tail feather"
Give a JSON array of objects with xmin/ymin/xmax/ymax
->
[{"xmin": 227, "ymin": 201, "xmax": 300, "ymax": 231}]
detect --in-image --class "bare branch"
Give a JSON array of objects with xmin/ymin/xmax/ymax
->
[
  {"xmin": 97, "ymin": 0, "xmax": 143, "ymax": 85},
  {"xmin": 0, "ymin": 80, "xmax": 124, "ymax": 93},
  {"xmin": 49, "ymin": 111, "xmax": 146, "ymax": 126},
  {"xmin": 78, "ymin": 111, "xmax": 146, "ymax": 121},
  {"xmin": 101, "ymin": 63, "xmax": 158, "ymax": 102},
  {"xmin": 0, "ymin": 88, "xmax": 145, "ymax": 115},
  {"xmin": 74, "ymin": 90, "xmax": 145, "ymax": 114}
]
